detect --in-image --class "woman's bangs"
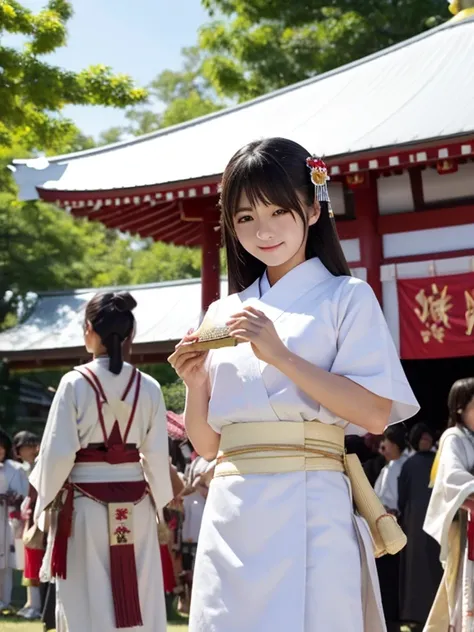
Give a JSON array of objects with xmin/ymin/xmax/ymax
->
[{"xmin": 227, "ymin": 159, "xmax": 303, "ymax": 215}]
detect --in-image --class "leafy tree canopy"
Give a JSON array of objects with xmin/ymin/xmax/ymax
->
[
  {"xmin": 199, "ymin": 0, "xmax": 448, "ymax": 100},
  {"xmin": 0, "ymin": 0, "xmax": 147, "ymax": 150}
]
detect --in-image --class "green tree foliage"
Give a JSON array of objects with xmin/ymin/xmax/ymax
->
[
  {"xmin": 161, "ymin": 381, "xmax": 186, "ymax": 414},
  {"xmin": 125, "ymin": 109, "xmax": 161, "ymax": 137},
  {"xmin": 99, "ymin": 46, "xmax": 224, "ymax": 142},
  {"xmin": 0, "ymin": 0, "xmax": 147, "ymax": 150},
  {"xmin": 199, "ymin": 0, "xmax": 448, "ymax": 100},
  {"xmin": 97, "ymin": 126, "xmax": 124, "ymax": 146},
  {"xmin": 148, "ymin": 46, "xmax": 222, "ymax": 128},
  {"xmin": 0, "ymin": 197, "xmax": 202, "ymax": 329}
]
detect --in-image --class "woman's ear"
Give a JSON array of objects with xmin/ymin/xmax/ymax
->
[{"xmin": 308, "ymin": 200, "xmax": 321, "ymax": 227}]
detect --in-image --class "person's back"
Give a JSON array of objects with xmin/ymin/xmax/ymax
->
[{"xmin": 30, "ymin": 291, "xmax": 173, "ymax": 632}]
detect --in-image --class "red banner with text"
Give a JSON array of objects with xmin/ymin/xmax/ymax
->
[{"xmin": 397, "ymin": 272, "xmax": 474, "ymax": 359}]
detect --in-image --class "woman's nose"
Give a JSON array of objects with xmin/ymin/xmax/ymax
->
[{"xmin": 256, "ymin": 223, "xmax": 274, "ymax": 240}]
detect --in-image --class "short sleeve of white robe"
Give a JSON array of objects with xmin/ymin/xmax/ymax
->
[
  {"xmin": 206, "ymin": 259, "xmax": 419, "ymax": 436},
  {"xmin": 318, "ymin": 278, "xmax": 418, "ymax": 434}
]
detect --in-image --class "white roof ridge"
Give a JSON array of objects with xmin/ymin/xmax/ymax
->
[
  {"xmin": 33, "ymin": 276, "xmax": 228, "ymax": 298},
  {"xmin": 12, "ymin": 17, "xmax": 468, "ymax": 167}
]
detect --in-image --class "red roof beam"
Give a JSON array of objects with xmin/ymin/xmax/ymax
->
[
  {"xmin": 124, "ymin": 210, "xmax": 184, "ymax": 236},
  {"xmin": 378, "ymin": 203, "xmax": 474, "ymax": 235},
  {"xmin": 151, "ymin": 221, "xmax": 203, "ymax": 245},
  {"xmin": 71, "ymin": 203, "xmax": 138, "ymax": 223},
  {"xmin": 182, "ymin": 225, "xmax": 203, "ymax": 246},
  {"xmin": 102, "ymin": 203, "xmax": 166, "ymax": 232}
]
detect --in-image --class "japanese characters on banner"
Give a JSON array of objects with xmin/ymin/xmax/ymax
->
[{"xmin": 397, "ymin": 272, "xmax": 474, "ymax": 360}]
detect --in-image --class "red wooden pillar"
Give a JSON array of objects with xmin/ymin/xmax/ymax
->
[
  {"xmin": 201, "ymin": 220, "xmax": 221, "ymax": 313},
  {"xmin": 351, "ymin": 173, "xmax": 383, "ymax": 303}
]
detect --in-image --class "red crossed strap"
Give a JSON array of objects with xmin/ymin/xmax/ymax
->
[{"xmin": 74, "ymin": 365, "xmax": 141, "ymax": 446}]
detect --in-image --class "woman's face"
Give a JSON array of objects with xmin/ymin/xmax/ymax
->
[
  {"xmin": 418, "ymin": 432, "xmax": 433, "ymax": 452},
  {"xmin": 0, "ymin": 444, "xmax": 6, "ymax": 463},
  {"xmin": 463, "ymin": 396, "xmax": 474, "ymax": 432},
  {"xmin": 233, "ymin": 192, "xmax": 319, "ymax": 277}
]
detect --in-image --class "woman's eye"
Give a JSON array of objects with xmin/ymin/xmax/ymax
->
[
  {"xmin": 273, "ymin": 208, "xmax": 288, "ymax": 216},
  {"xmin": 236, "ymin": 215, "xmax": 253, "ymax": 223}
]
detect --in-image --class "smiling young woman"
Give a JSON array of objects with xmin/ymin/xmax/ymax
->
[{"xmin": 169, "ymin": 137, "xmax": 419, "ymax": 632}]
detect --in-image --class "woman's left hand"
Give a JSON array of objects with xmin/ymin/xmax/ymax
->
[{"xmin": 226, "ymin": 306, "xmax": 287, "ymax": 365}]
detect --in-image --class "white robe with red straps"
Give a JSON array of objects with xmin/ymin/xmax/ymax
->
[{"xmin": 30, "ymin": 358, "xmax": 173, "ymax": 632}]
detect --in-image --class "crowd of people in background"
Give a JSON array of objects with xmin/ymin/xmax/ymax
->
[
  {"xmin": 2, "ymin": 386, "xmax": 474, "ymax": 631},
  {"xmin": 0, "ymin": 422, "xmax": 215, "ymax": 626},
  {"xmin": 0, "ymin": 428, "xmax": 41, "ymax": 618}
]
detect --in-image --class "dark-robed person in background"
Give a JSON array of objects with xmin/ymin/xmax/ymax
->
[
  {"xmin": 398, "ymin": 423, "xmax": 442, "ymax": 628},
  {"xmin": 374, "ymin": 425, "xmax": 410, "ymax": 631}
]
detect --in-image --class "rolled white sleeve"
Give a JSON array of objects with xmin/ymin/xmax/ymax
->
[{"xmin": 322, "ymin": 279, "xmax": 419, "ymax": 431}]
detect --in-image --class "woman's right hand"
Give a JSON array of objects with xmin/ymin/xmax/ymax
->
[{"xmin": 168, "ymin": 331, "xmax": 209, "ymax": 389}]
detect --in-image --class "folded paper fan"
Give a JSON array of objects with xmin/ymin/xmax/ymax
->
[
  {"xmin": 188, "ymin": 323, "xmax": 238, "ymax": 351},
  {"xmin": 177, "ymin": 300, "xmax": 238, "ymax": 351}
]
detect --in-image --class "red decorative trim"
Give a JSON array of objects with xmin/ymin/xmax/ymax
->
[
  {"xmin": 39, "ymin": 180, "xmax": 221, "ymax": 207},
  {"xmin": 384, "ymin": 248, "xmax": 474, "ymax": 265},
  {"xmin": 378, "ymin": 204, "xmax": 474, "ymax": 235},
  {"xmin": 35, "ymin": 138, "xmax": 474, "ymax": 208},
  {"xmin": 329, "ymin": 139, "xmax": 474, "ymax": 178},
  {"xmin": 123, "ymin": 371, "xmax": 141, "ymax": 444}
]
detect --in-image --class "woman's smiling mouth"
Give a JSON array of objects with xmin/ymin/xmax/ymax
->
[{"xmin": 257, "ymin": 243, "xmax": 283, "ymax": 252}]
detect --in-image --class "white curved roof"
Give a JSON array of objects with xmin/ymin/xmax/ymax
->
[
  {"xmin": 0, "ymin": 279, "xmax": 228, "ymax": 360},
  {"xmin": 11, "ymin": 17, "xmax": 474, "ymax": 198}
]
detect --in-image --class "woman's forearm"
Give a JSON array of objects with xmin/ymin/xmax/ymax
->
[
  {"xmin": 273, "ymin": 351, "xmax": 391, "ymax": 434},
  {"xmin": 184, "ymin": 386, "xmax": 220, "ymax": 461}
]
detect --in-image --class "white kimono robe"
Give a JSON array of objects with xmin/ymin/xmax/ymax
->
[
  {"xmin": 0, "ymin": 459, "xmax": 29, "ymax": 606},
  {"xmin": 30, "ymin": 358, "xmax": 173, "ymax": 632},
  {"xmin": 190, "ymin": 258, "xmax": 419, "ymax": 632},
  {"xmin": 423, "ymin": 426, "xmax": 474, "ymax": 632}
]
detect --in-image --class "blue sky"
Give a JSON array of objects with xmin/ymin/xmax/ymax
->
[{"xmin": 14, "ymin": 1, "xmax": 210, "ymax": 138}]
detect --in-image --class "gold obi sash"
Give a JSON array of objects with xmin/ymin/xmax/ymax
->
[{"xmin": 215, "ymin": 421, "xmax": 407, "ymax": 558}]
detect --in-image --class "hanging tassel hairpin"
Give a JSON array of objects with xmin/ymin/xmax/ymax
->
[{"xmin": 306, "ymin": 156, "xmax": 334, "ymax": 218}]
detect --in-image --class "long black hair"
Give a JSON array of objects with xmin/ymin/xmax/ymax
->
[
  {"xmin": 220, "ymin": 137, "xmax": 351, "ymax": 293},
  {"xmin": 447, "ymin": 377, "xmax": 474, "ymax": 428},
  {"xmin": 85, "ymin": 291, "xmax": 137, "ymax": 375},
  {"xmin": 0, "ymin": 427, "xmax": 15, "ymax": 462}
]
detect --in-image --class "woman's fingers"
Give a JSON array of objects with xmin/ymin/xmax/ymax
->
[
  {"xmin": 168, "ymin": 347, "xmax": 205, "ymax": 369},
  {"xmin": 175, "ymin": 334, "xmax": 199, "ymax": 349},
  {"xmin": 228, "ymin": 321, "xmax": 261, "ymax": 336},
  {"xmin": 178, "ymin": 353, "xmax": 208, "ymax": 378},
  {"xmin": 242, "ymin": 305, "xmax": 266, "ymax": 317}
]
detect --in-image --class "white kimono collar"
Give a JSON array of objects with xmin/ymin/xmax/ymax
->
[{"xmin": 238, "ymin": 258, "xmax": 334, "ymax": 322}]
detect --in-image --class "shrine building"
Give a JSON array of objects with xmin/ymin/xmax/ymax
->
[{"xmin": 3, "ymin": 9, "xmax": 474, "ymax": 430}]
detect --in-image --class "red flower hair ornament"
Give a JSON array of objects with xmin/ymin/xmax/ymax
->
[{"xmin": 306, "ymin": 155, "xmax": 334, "ymax": 216}]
